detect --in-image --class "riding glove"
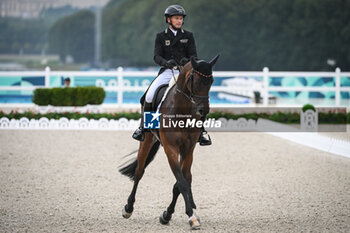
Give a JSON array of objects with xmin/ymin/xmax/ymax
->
[
  {"xmin": 166, "ymin": 59, "xmax": 177, "ymax": 69},
  {"xmin": 179, "ymin": 57, "xmax": 189, "ymax": 66}
]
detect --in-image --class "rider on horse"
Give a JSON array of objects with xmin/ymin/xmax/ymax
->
[{"xmin": 132, "ymin": 4, "xmax": 212, "ymax": 146}]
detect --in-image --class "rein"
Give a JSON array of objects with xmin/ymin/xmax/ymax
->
[{"xmin": 172, "ymin": 67, "xmax": 212, "ymax": 104}]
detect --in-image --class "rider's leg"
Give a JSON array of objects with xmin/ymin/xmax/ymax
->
[
  {"xmin": 132, "ymin": 69, "xmax": 178, "ymax": 141},
  {"xmin": 132, "ymin": 102, "xmax": 152, "ymax": 141},
  {"xmin": 145, "ymin": 69, "xmax": 178, "ymax": 103}
]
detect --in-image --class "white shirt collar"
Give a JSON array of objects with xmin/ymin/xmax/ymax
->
[{"xmin": 169, "ymin": 27, "xmax": 177, "ymax": 36}]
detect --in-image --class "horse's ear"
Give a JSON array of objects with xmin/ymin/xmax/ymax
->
[
  {"xmin": 190, "ymin": 56, "xmax": 198, "ymax": 69},
  {"xmin": 209, "ymin": 54, "xmax": 220, "ymax": 67}
]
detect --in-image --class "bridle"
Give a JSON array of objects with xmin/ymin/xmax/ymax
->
[{"xmin": 172, "ymin": 67, "xmax": 212, "ymax": 105}]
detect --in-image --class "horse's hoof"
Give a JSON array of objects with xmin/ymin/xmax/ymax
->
[
  {"xmin": 122, "ymin": 205, "xmax": 133, "ymax": 219},
  {"xmin": 189, "ymin": 215, "xmax": 201, "ymax": 230},
  {"xmin": 193, "ymin": 210, "xmax": 201, "ymax": 223},
  {"xmin": 159, "ymin": 211, "xmax": 171, "ymax": 225}
]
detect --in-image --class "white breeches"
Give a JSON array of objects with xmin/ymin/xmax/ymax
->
[{"xmin": 145, "ymin": 69, "xmax": 179, "ymax": 103}]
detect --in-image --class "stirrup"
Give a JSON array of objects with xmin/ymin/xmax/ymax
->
[
  {"xmin": 198, "ymin": 131, "xmax": 211, "ymax": 146},
  {"xmin": 132, "ymin": 127, "xmax": 145, "ymax": 141}
]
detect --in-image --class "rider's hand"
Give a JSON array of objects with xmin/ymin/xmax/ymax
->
[
  {"xmin": 165, "ymin": 59, "xmax": 177, "ymax": 69},
  {"xmin": 179, "ymin": 57, "xmax": 189, "ymax": 66}
]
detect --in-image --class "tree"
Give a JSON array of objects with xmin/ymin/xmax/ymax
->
[
  {"xmin": 48, "ymin": 10, "xmax": 95, "ymax": 63},
  {"xmin": 101, "ymin": 0, "xmax": 350, "ymax": 71},
  {"xmin": 0, "ymin": 18, "xmax": 49, "ymax": 54}
]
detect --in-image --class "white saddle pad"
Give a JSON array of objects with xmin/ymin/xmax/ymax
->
[{"xmin": 156, "ymin": 74, "xmax": 179, "ymax": 111}]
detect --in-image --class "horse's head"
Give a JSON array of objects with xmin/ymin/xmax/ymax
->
[{"xmin": 180, "ymin": 55, "xmax": 219, "ymax": 118}]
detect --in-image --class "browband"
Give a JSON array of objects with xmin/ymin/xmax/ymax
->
[{"xmin": 193, "ymin": 69, "xmax": 212, "ymax": 78}]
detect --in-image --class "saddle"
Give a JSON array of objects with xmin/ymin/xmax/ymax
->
[
  {"xmin": 139, "ymin": 73, "xmax": 179, "ymax": 111},
  {"xmin": 151, "ymin": 84, "xmax": 169, "ymax": 111}
]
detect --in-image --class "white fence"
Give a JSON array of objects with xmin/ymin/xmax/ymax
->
[{"xmin": 0, "ymin": 67, "xmax": 349, "ymax": 107}]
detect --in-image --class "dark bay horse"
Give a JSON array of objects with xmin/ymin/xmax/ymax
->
[{"xmin": 119, "ymin": 55, "xmax": 219, "ymax": 230}]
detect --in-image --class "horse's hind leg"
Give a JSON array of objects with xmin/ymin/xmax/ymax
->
[{"xmin": 122, "ymin": 133, "xmax": 154, "ymax": 218}]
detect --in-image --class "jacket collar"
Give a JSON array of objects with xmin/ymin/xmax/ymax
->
[
  {"xmin": 165, "ymin": 27, "xmax": 184, "ymax": 45},
  {"xmin": 165, "ymin": 27, "xmax": 184, "ymax": 35}
]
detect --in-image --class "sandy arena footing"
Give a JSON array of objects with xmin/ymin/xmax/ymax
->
[{"xmin": 0, "ymin": 131, "xmax": 349, "ymax": 232}]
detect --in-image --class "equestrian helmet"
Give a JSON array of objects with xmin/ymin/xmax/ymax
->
[{"xmin": 164, "ymin": 5, "xmax": 186, "ymax": 22}]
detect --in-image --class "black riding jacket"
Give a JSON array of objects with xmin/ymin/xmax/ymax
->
[
  {"xmin": 154, "ymin": 27, "xmax": 197, "ymax": 68},
  {"xmin": 140, "ymin": 28, "xmax": 197, "ymax": 104}
]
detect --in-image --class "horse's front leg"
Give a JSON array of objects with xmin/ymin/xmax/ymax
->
[
  {"xmin": 181, "ymin": 151, "xmax": 200, "ymax": 229},
  {"xmin": 159, "ymin": 153, "xmax": 197, "ymax": 225},
  {"xmin": 163, "ymin": 145, "xmax": 200, "ymax": 229},
  {"xmin": 122, "ymin": 133, "xmax": 154, "ymax": 218},
  {"xmin": 159, "ymin": 181, "xmax": 180, "ymax": 224}
]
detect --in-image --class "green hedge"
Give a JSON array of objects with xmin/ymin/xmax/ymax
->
[
  {"xmin": 33, "ymin": 87, "xmax": 105, "ymax": 106},
  {"xmin": 206, "ymin": 111, "xmax": 301, "ymax": 123},
  {"xmin": 0, "ymin": 111, "xmax": 141, "ymax": 120},
  {"xmin": 1, "ymin": 111, "xmax": 349, "ymax": 124},
  {"xmin": 302, "ymin": 104, "xmax": 316, "ymax": 112},
  {"xmin": 207, "ymin": 111, "xmax": 349, "ymax": 124},
  {"xmin": 32, "ymin": 88, "xmax": 51, "ymax": 105}
]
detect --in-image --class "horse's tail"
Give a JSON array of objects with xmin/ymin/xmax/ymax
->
[{"xmin": 119, "ymin": 141, "xmax": 161, "ymax": 181}]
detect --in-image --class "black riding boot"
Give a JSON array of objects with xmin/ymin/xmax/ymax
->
[
  {"xmin": 132, "ymin": 102, "xmax": 153, "ymax": 141},
  {"xmin": 198, "ymin": 126, "xmax": 212, "ymax": 146}
]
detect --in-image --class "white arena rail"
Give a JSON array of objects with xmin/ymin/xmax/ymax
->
[{"xmin": 0, "ymin": 67, "xmax": 349, "ymax": 107}]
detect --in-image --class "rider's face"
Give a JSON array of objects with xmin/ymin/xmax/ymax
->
[{"xmin": 168, "ymin": 15, "xmax": 183, "ymax": 29}]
